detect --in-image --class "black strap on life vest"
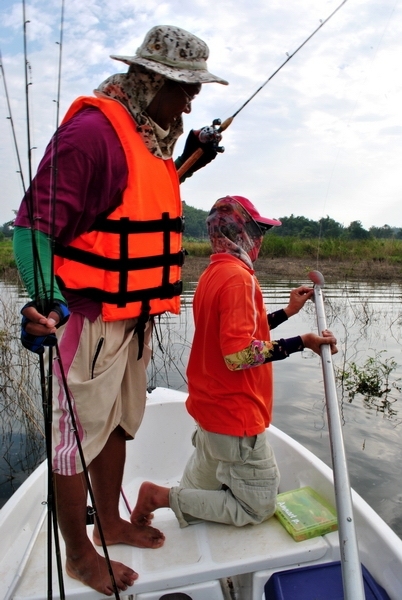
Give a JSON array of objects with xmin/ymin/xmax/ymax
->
[
  {"xmin": 54, "ymin": 212, "xmax": 185, "ymax": 308},
  {"xmin": 89, "ymin": 214, "xmax": 184, "ymax": 234}
]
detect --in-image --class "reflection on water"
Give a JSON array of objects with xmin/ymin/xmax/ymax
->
[
  {"xmin": 2, "ymin": 275, "xmax": 402, "ymax": 539},
  {"xmin": 149, "ymin": 277, "xmax": 402, "ymax": 539}
]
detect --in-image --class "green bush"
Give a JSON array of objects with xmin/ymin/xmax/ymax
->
[
  {"xmin": 0, "ymin": 240, "xmax": 15, "ymax": 268},
  {"xmin": 183, "ymin": 240, "xmax": 211, "ymax": 257},
  {"xmin": 3, "ymin": 232, "xmax": 402, "ymax": 268}
]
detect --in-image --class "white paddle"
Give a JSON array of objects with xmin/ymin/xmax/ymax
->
[{"xmin": 309, "ymin": 270, "xmax": 365, "ymax": 600}]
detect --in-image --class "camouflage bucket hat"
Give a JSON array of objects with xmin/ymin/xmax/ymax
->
[{"xmin": 111, "ymin": 25, "xmax": 228, "ymax": 85}]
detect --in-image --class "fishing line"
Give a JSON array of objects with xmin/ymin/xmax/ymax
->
[
  {"xmin": 314, "ymin": 0, "xmax": 398, "ymax": 269},
  {"xmin": 54, "ymin": 342, "xmax": 121, "ymax": 599},
  {"xmin": 177, "ymin": 0, "xmax": 348, "ymax": 179},
  {"xmin": 225, "ymin": 0, "xmax": 348, "ymax": 124},
  {"xmin": 149, "ymin": 315, "xmax": 189, "ymax": 389},
  {"xmin": 0, "ymin": 49, "xmax": 26, "ymax": 194}
]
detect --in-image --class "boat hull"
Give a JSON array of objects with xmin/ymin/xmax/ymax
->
[{"xmin": 1, "ymin": 387, "xmax": 401, "ymax": 599}]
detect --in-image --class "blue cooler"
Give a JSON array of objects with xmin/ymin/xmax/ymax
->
[{"xmin": 264, "ymin": 561, "xmax": 390, "ymax": 600}]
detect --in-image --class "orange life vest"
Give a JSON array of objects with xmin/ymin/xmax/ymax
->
[{"xmin": 54, "ymin": 96, "xmax": 184, "ymax": 322}]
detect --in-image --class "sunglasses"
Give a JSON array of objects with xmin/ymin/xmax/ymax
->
[{"xmin": 176, "ymin": 83, "xmax": 201, "ymax": 107}]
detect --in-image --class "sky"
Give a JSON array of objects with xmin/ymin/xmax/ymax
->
[{"xmin": 0, "ymin": 0, "xmax": 401, "ymax": 229}]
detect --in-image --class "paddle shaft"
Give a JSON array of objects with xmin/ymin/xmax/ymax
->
[{"xmin": 312, "ymin": 283, "xmax": 365, "ymax": 600}]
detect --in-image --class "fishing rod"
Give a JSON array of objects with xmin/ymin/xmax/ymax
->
[
  {"xmin": 17, "ymin": 2, "xmax": 122, "ymax": 597},
  {"xmin": 1, "ymin": 18, "xmax": 64, "ymax": 599},
  {"xmin": 2, "ymin": 4, "xmax": 132, "ymax": 596},
  {"xmin": 54, "ymin": 344, "xmax": 121, "ymax": 598},
  {"xmin": 21, "ymin": 2, "xmax": 67, "ymax": 597},
  {"xmin": 177, "ymin": 0, "xmax": 348, "ymax": 179},
  {"xmin": 0, "ymin": 49, "xmax": 26, "ymax": 194},
  {"xmin": 49, "ymin": 0, "xmax": 65, "ymax": 303},
  {"xmin": 46, "ymin": 1, "xmax": 67, "ymax": 597},
  {"xmin": 20, "ymin": 1, "xmax": 51, "ymax": 311},
  {"xmin": 49, "ymin": 4, "xmax": 121, "ymax": 597}
]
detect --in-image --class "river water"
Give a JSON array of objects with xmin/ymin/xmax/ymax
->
[{"xmin": 1, "ymin": 274, "xmax": 402, "ymax": 540}]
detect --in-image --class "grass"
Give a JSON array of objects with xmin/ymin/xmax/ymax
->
[
  {"xmin": 3, "ymin": 236, "xmax": 402, "ymax": 270},
  {"xmin": 0, "ymin": 240, "xmax": 15, "ymax": 269},
  {"xmin": 184, "ymin": 235, "xmax": 402, "ymax": 262}
]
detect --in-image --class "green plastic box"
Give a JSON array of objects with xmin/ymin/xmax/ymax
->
[{"xmin": 274, "ymin": 486, "xmax": 338, "ymax": 542}]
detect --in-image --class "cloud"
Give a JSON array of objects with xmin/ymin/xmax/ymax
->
[{"xmin": 1, "ymin": 0, "xmax": 402, "ymax": 228}]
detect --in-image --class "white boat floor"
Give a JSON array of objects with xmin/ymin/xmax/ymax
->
[
  {"xmin": 13, "ymin": 483, "xmax": 336, "ymax": 600},
  {"xmin": 7, "ymin": 389, "xmax": 341, "ymax": 599},
  {"xmin": 3, "ymin": 389, "xmax": 402, "ymax": 599}
]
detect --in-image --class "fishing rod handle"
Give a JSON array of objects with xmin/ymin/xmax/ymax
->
[
  {"xmin": 218, "ymin": 116, "xmax": 234, "ymax": 132},
  {"xmin": 177, "ymin": 120, "xmax": 225, "ymax": 179},
  {"xmin": 177, "ymin": 148, "xmax": 204, "ymax": 179}
]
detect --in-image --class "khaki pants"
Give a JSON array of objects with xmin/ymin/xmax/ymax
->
[{"xmin": 169, "ymin": 426, "xmax": 280, "ymax": 527}]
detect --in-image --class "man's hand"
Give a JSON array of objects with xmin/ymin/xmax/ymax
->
[
  {"xmin": 284, "ymin": 286, "xmax": 314, "ymax": 318},
  {"xmin": 20, "ymin": 300, "xmax": 70, "ymax": 354},
  {"xmin": 301, "ymin": 329, "xmax": 338, "ymax": 356},
  {"xmin": 176, "ymin": 127, "xmax": 224, "ymax": 181}
]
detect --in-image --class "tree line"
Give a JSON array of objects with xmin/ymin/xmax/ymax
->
[
  {"xmin": 1, "ymin": 207, "xmax": 400, "ymax": 242},
  {"xmin": 0, "ymin": 221, "xmax": 14, "ymax": 241},
  {"xmin": 183, "ymin": 204, "xmax": 402, "ymax": 241}
]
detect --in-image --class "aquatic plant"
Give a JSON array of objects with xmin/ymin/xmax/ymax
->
[
  {"xmin": 336, "ymin": 351, "xmax": 401, "ymax": 420},
  {"xmin": 0, "ymin": 277, "xmax": 45, "ymax": 500}
]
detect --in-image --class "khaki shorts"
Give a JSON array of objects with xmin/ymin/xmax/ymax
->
[{"xmin": 52, "ymin": 313, "xmax": 151, "ymax": 475}]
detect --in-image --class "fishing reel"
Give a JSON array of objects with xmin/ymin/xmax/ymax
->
[
  {"xmin": 197, "ymin": 119, "xmax": 225, "ymax": 153},
  {"xmin": 177, "ymin": 119, "xmax": 225, "ymax": 180}
]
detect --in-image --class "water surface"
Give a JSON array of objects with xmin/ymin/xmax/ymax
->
[
  {"xmin": 149, "ymin": 276, "xmax": 402, "ymax": 539},
  {"xmin": 1, "ymin": 275, "xmax": 402, "ymax": 540}
]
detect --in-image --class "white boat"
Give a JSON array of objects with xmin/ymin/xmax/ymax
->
[{"xmin": 1, "ymin": 386, "xmax": 402, "ymax": 600}]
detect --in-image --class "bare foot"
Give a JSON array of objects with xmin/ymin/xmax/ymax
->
[
  {"xmin": 131, "ymin": 481, "xmax": 170, "ymax": 526},
  {"xmin": 93, "ymin": 516, "xmax": 165, "ymax": 549},
  {"xmin": 131, "ymin": 511, "xmax": 154, "ymax": 526},
  {"xmin": 66, "ymin": 546, "xmax": 138, "ymax": 596}
]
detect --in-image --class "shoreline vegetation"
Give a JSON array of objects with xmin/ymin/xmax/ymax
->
[
  {"xmin": 182, "ymin": 255, "xmax": 402, "ymax": 283},
  {"xmin": 2, "ymin": 237, "xmax": 402, "ymax": 283},
  {"xmin": 183, "ymin": 237, "xmax": 402, "ymax": 282}
]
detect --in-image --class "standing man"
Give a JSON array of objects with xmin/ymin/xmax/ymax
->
[
  {"xmin": 131, "ymin": 195, "xmax": 337, "ymax": 529},
  {"xmin": 13, "ymin": 25, "xmax": 227, "ymax": 596}
]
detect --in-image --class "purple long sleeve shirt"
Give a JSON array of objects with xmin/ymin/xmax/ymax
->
[{"xmin": 15, "ymin": 106, "xmax": 129, "ymax": 319}]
